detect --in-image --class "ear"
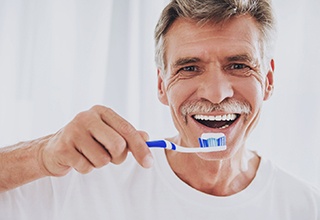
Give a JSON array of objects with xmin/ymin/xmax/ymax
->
[
  {"xmin": 157, "ymin": 69, "xmax": 169, "ymax": 105},
  {"xmin": 263, "ymin": 59, "xmax": 275, "ymax": 101}
]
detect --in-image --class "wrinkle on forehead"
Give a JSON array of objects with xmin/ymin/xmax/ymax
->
[
  {"xmin": 163, "ymin": 16, "xmax": 268, "ymax": 91},
  {"xmin": 163, "ymin": 15, "xmax": 264, "ymax": 70}
]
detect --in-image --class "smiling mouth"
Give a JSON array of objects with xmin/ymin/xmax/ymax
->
[{"xmin": 192, "ymin": 113, "xmax": 240, "ymax": 129}]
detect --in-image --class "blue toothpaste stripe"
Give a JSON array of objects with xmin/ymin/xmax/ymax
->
[{"xmin": 199, "ymin": 136, "xmax": 226, "ymax": 148}]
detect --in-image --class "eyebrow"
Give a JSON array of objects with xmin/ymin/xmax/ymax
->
[
  {"xmin": 226, "ymin": 54, "xmax": 254, "ymax": 63},
  {"xmin": 172, "ymin": 57, "xmax": 201, "ymax": 68}
]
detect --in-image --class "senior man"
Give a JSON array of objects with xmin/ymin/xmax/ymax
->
[{"xmin": 1, "ymin": 0, "xmax": 319, "ymax": 219}]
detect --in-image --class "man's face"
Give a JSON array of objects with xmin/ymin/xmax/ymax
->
[{"xmin": 157, "ymin": 15, "xmax": 274, "ymax": 160}]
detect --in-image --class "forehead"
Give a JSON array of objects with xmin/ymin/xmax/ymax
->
[{"xmin": 164, "ymin": 15, "xmax": 262, "ymax": 67}]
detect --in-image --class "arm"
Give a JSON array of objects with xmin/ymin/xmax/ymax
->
[
  {"xmin": 0, "ymin": 105, "xmax": 153, "ymax": 192},
  {"xmin": 0, "ymin": 136, "xmax": 52, "ymax": 192}
]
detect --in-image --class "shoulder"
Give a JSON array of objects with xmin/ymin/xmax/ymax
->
[{"xmin": 261, "ymin": 157, "xmax": 320, "ymax": 203}]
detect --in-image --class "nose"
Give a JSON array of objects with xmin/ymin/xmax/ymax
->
[{"xmin": 196, "ymin": 69, "xmax": 234, "ymax": 104}]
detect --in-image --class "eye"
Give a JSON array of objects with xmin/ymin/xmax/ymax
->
[
  {"xmin": 176, "ymin": 65, "xmax": 202, "ymax": 78},
  {"xmin": 230, "ymin": 63, "xmax": 248, "ymax": 70},
  {"xmin": 180, "ymin": 66, "xmax": 199, "ymax": 72},
  {"xmin": 225, "ymin": 63, "xmax": 252, "ymax": 77}
]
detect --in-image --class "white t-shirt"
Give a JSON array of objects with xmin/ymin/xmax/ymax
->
[{"xmin": 1, "ymin": 149, "xmax": 319, "ymax": 220}]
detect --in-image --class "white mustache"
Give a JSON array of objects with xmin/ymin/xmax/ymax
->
[{"xmin": 181, "ymin": 98, "xmax": 251, "ymax": 118}]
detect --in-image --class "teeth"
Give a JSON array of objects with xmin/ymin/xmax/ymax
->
[
  {"xmin": 194, "ymin": 114, "xmax": 237, "ymax": 121},
  {"xmin": 219, "ymin": 124, "xmax": 229, "ymax": 129}
]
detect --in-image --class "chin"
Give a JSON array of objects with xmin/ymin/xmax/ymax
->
[
  {"xmin": 196, "ymin": 151, "xmax": 228, "ymax": 161},
  {"xmin": 195, "ymin": 146, "xmax": 236, "ymax": 161}
]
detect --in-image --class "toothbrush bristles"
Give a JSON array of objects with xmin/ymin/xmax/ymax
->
[{"xmin": 198, "ymin": 133, "xmax": 226, "ymax": 148}]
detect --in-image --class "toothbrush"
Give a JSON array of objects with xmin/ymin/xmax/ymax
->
[{"xmin": 146, "ymin": 133, "xmax": 226, "ymax": 153}]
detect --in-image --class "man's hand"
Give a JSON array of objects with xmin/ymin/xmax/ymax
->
[{"xmin": 39, "ymin": 105, "xmax": 153, "ymax": 176}]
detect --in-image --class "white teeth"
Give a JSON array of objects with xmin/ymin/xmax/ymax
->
[
  {"xmin": 194, "ymin": 114, "xmax": 237, "ymax": 121},
  {"xmin": 219, "ymin": 124, "xmax": 229, "ymax": 129}
]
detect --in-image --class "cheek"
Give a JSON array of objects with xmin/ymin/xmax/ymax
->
[
  {"xmin": 250, "ymin": 71, "xmax": 266, "ymax": 96},
  {"xmin": 235, "ymin": 73, "xmax": 266, "ymax": 103},
  {"xmin": 164, "ymin": 79, "xmax": 200, "ymax": 129},
  {"xmin": 235, "ymin": 77, "xmax": 265, "ymax": 134},
  {"xmin": 165, "ymin": 78, "xmax": 198, "ymax": 108},
  {"xmin": 240, "ymin": 82, "xmax": 263, "ymax": 103}
]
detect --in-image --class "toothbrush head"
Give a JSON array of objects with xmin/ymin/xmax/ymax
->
[{"xmin": 198, "ymin": 133, "xmax": 226, "ymax": 150}]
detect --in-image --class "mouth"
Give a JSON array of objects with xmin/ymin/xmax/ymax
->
[{"xmin": 192, "ymin": 113, "xmax": 240, "ymax": 129}]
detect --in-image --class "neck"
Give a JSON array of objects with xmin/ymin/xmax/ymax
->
[{"xmin": 165, "ymin": 144, "xmax": 260, "ymax": 196}]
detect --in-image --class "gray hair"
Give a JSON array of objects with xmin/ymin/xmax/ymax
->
[{"xmin": 154, "ymin": 0, "xmax": 276, "ymax": 71}]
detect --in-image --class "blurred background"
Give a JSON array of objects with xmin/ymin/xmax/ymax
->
[{"xmin": 0, "ymin": 0, "xmax": 319, "ymax": 188}]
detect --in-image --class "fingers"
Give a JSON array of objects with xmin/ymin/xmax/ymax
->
[
  {"xmin": 86, "ymin": 120, "xmax": 128, "ymax": 165},
  {"xmin": 94, "ymin": 106, "xmax": 153, "ymax": 168},
  {"xmin": 42, "ymin": 105, "xmax": 153, "ymax": 177},
  {"xmin": 138, "ymin": 130, "xmax": 150, "ymax": 142},
  {"xmin": 74, "ymin": 133, "xmax": 111, "ymax": 168}
]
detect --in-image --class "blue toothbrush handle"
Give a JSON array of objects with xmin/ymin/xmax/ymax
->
[{"xmin": 146, "ymin": 140, "xmax": 177, "ymax": 150}]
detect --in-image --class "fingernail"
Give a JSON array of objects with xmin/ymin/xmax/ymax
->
[{"xmin": 142, "ymin": 154, "xmax": 154, "ymax": 168}]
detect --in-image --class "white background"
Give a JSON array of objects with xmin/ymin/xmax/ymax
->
[{"xmin": 0, "ymin": 0, "xmax": 319, "ymax": 188}]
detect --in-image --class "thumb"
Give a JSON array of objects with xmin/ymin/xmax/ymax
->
[{"xmin": 138, "ymin": 130, "xmax": 150, "ymax": 142}]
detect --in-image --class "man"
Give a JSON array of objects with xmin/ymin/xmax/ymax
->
[{"xmin": 1, "ymin": 0, "xmax": 319, "ymax": 219}]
